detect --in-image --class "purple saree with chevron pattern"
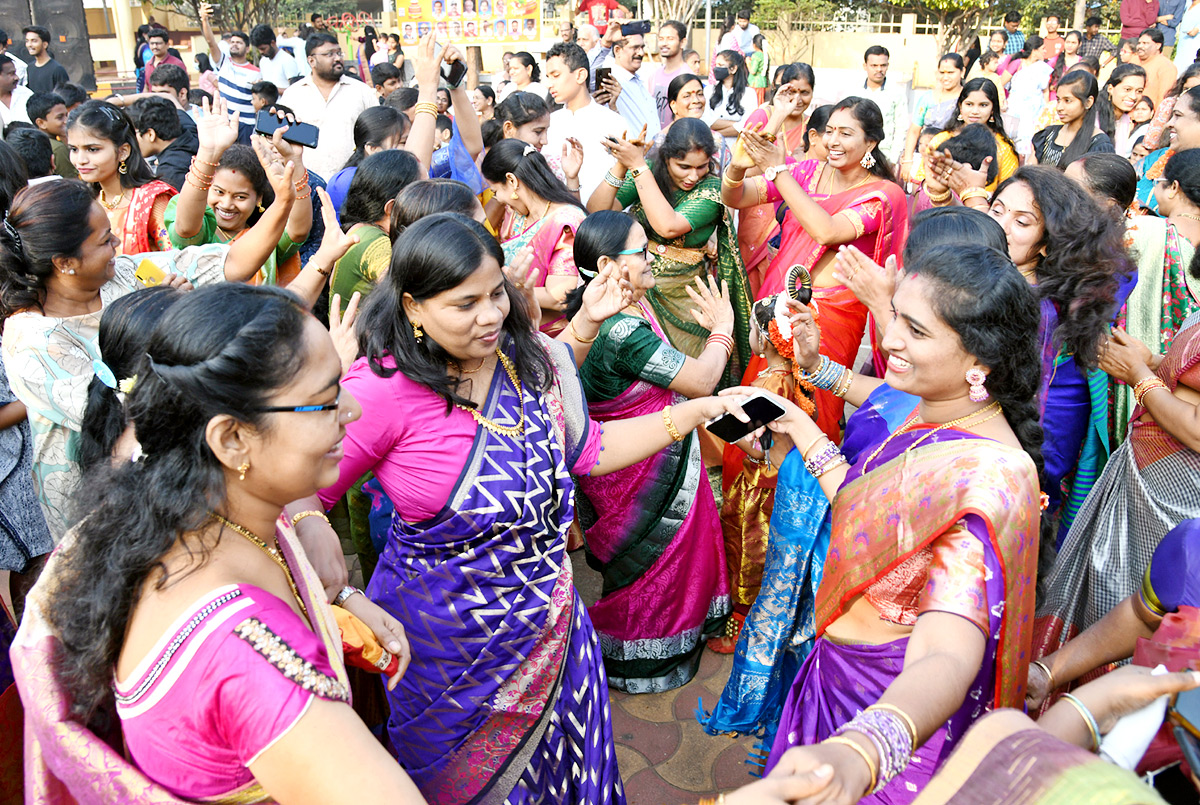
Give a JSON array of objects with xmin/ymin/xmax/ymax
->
[{"xmin": 366, "ymin": 338, "xmax": 625, "ymax": 805}]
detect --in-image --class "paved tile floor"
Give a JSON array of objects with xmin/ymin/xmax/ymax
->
[{"xmin": 571, "ymin": 549, "xmax": 762, "ymax": 804}]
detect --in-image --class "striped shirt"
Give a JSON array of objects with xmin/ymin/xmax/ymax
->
[{"xmin": 215, "ymin": 42, "xmax": 260, "ymax": 126}]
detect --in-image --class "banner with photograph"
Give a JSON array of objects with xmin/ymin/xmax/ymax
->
[{"xmin": 396, "ymin": 0, "xmax": 542, "ymax": 45}]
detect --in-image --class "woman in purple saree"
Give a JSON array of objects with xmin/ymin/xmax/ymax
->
[
  {"xmin": 737, "ymin": 240, "xmax": 1045, "ymax": 802},
  {"xmin": 317, "ymin": 213, "xmax": 762, "ymax": 804}
]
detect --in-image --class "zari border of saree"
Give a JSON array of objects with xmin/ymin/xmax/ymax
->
[
  {"xmin": 814, "ymin": 439, "xmax": 1041, "ymax": 709},
  {"xmin": 909, "ymin": 710, "xmax": 1034, "ymax": 804},
  {"xmin": 197, "ymin": 781, "xmax": 273, "ymax": 804}
]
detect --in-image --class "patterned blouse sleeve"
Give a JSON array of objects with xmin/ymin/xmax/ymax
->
[
  {"xmin": 213, "ymin": 596, "xmax": 349, "ymax": 765},
  {"xmin": 761, "ymin": 160, "xmax": 818, "ymax": 205},
  {"xmin": 611, "ymin": 318, "xmax": 686, "ymax": 388},
  {"xmin": 916, "ymin": 521, "xmax": 989, "ymax": 635},
  {"xmin": 834, "ymin": 195, "xmax": 887, "ymax": 240},
  {"xmin": 545, "ymin": 223, "xmax": 580, "ymax": 278}
]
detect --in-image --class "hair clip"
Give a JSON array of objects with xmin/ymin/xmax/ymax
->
[
  {"xmin": 1, "ymin": 219, "xmax": 21, "ymax": 252},
  {"xmin": 522, "ymin": 144, "xmax": 537, "ymax": 157},
  {"xmin": 118, "ymin": 374, "xmax": 138, "ymax": 395},
  {"xmin": 93, "ymin": 359, "xmax": 118, "ymax": 390}
]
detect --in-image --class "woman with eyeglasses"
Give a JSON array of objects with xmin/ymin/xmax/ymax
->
[{"xmin": 66, "ymin": 100, "xmax": 178, "ymax": 255}]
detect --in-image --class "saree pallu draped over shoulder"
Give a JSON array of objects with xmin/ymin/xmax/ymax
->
[{"xmin": 369, "ymin": 342, "xmax": 625, "ymax": 805}]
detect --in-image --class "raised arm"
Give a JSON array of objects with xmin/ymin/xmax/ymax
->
[
  {"xmin": 402, "ymin": 33, "xmax": 442, "ymax": 178},
  {"xmin": 224, "ymin": 146, "xmax": 295, "ymax": 282},
  {"xmin": 285, "ymin": 187, "xmax": 359, "ymax": 309},
  {"xmin": 590, "ymin": 133, "xmax": 694, "ymax": 238},
  {"xmin": 666, "ymin": 276, "xmax": 735, "ymax": 398},
  {"xmin": 443, "ymin": 45, "xmax": 483, "ymax": 159},
  {"xmin": 262, "ymin": 116, "xmax": 313, "ymax": 245},
  {"xmin": 197, "ymin": 3, "xmax": 224, "ymax": 68},
  {"xmin": 171, "ymin": 96, "xmax": 240, "ymax": 241}
]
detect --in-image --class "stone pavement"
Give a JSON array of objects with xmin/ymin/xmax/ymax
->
[{"xmin": 571, "ymin": 549, "xmax": 763, "ymax": 805}]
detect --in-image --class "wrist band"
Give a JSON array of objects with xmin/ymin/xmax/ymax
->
[
  {"xmin": 866, "ymin": 704, "xmax": 918, "ymax": 754},
  {"xmin": 662, "ymin": 405, "xmax": 684, "ymax": 442},
  {"xmin": 568, "ymin": 318, "xmax": 596, "ymax": 344},
  {"xmin": 823, "ymin": 736, "xmax": 878, "ymax": 796},
  {"xmin": 925, "ymin": 186, "xmax": 953, "ymax": 204},
  {"xmin": 306, "ymin": 259, "xmax": 332, "ymax": 278},
  {"xmin": 1031, "ymin": 659, "xmax": 1057, "ymax": 692},
  {"xmin": 1060, "ymin": 693, "xmax": 1102, "ymax": 752},
  {"xmin": 290, "ymin": 509, "xmax": 330, "ymax": 527},
  {"xmin": 705, "ymin": 332, "xmax": 734, "ymax": 356},
  {"xmin": 804, "ymin": 441, "xmax": 845, "ymax": 477},
  {"xmin": 193, "ymin": 155, "xmax": 220, "ymax": 170},
  {"xmin": 799, "ymin": 433, "xmax": 827, "ymax": 459}
]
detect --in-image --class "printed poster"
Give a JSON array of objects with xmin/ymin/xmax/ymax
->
[{"xmin": 397, "ymin": 0, "xmax": 542, "ymax": 45}]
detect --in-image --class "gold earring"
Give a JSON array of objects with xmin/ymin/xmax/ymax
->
[
  {"xmin": 118, "ymin": 160, "xmax": 128, "ymax": 175},
  {"xmin": 257, "ymin": 202, "xmax": 265, "ymax": 213},
  {"xmin": 412, "ymin": 321, "xmax": 424, "ymax": 341},
  {"xmin": 237, "ymin": 460, "xmax": 250, "ymax": 481},
  {"xmin": 510, "ymin": 190, "xmax": 520, "ymax": 200}
]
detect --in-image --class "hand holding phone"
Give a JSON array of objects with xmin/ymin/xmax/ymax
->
[
  {"xmin": 707, "ymin": 392, "xmax": 787, "ymax": 444},
  {"xmin": 255, "ymin": 109, "xmax": 319, "ymax": 149}
]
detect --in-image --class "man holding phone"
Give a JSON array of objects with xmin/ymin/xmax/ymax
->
[
  {"xmin": 198, "ymin": 3, "xmax": 259, "ymax": 143},
  {"xmin": 603, "ymin": 21, "xmax": 661, "ymax": 137},
  {"xmin": 544, "ymin": 42, "xmax": 626, "ymax": 200},
  {"xmin": 280, "ymin": 32, "xmax": 378, "ymax": 180}
]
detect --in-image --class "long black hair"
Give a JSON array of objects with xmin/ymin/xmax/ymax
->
[
  {"xmin": 903, "ymin": 241, "xmax": 1046, "ymax": 494},
  {"xmin": 1098, "ymin": 63, "xmax": 1147, "ymax": 138},
  {"xmin": 494, "ymin": 91, "xmax": 550, "ymax": 138},
  {"xmin": 480, "ymin": 138, "xmax": 584, "ymax": 212},
  {"xmin": 49, "ymin": 284, "xmax": 311, "ymax": 723},
  {"xmin": 997, "ymin": 166, "xmax": 1132, "ymax": 369},
  {"xmin": 1050, "ymin": 31, "xmax": 1082, "ymax": 86},
  {"xmin": 356, "ymin": 213, "xmax": 552, "ymax": 410},
  {"xmin": 1071, "ymin": 151, "xmax": 1138, "ymax": 213},
  {"xmin": 649, "ymin": 116, "xmax": 717, "ymax": 201},
  {"xmin": 343, "ymin": 106, "xmax": 408, "ymax": 170},
  {"xmin": 340, "ymin": 149, "xmax": 421, "ymax": 228},
  {"xmin": 563, "ymin": 210, "xmax": 637, "ymax": 320},
  {"xmin": 389, "ymin": 179, "xmax": 481, "ymax": 241},
  {"xmin": 0, "ymin": 139, "xmax": 28, "ymax": 220},
  {"xmin": 1053, "ymin": 71, "xmax": 1103, "ymax": 167},
  {"xmin": 66, "ymin": 101, "xmax": 157, "ymax": 190},
  {"xmin": 711, "ymin": 49, "xmax": 750, "ymax": 117},
  {"xmin": 944, "ymin": 77, "xmax": 1014, "ymax": 153},
  {"xmin": 830, "ymin": 96, "xmax": 899, "ymax": 185},
  {"xmin": 803, "ymin": 104, "xmax": 833, "ymax": 152},
  {"xmin": 510, "ymin": 51, "xmax": 540, "ymax": 83},
  {"xmin": 0, "ymin": 180, "xmax": 95, "ymax": 318},
  {"xmin": 78, "ymin": 286, "xmax": 183, "ymax": 475}
]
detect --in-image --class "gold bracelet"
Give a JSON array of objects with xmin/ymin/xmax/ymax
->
[
  {"xmin": 1031, "ymin": 659, "xmax": 1057, "ymax": 692},
  {"xmin": 662, "ymin": 405, "xmax": 684, "ymax": 442},
  {"xmin": 722, "ymin": 173, "xmax": 744, "ymax": 188},
  {"xmin": 867, "ymin": 704, "xmax": 919, "ymax": 753},
  {"xmin": 799, "ymin": 433, "xmax": 827, "ymax": 459},
  {"xmin": 290, "ymin": 510, "xmax": 330, "ymax": 528},
  {"xmin": 925, "ymin": 186, "xmax": 953, "ymax": 204},
  {"xmin": 1059, "ymin": 692, "xmax": 1102, "ymax": 752},
  {"xmin": 824, "ymin": 735, "xmax": 878, "ymax": 795},
  {"xmin": 567, "ymin": 318, "xmax": 597, "ymax": 344},
  {"xmin": 413, "ymin": 101, "xmax": 439, "ymax": 115},
  {"xmin": 958, "ymin": 187, "xmax": 991, "ymax": 202}
]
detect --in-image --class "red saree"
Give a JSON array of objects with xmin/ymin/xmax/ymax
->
[
  {"xmin": 742, "ymin": 161, "xmax": 909, "ymax": 442},
  {"xmin": 117, "ymin": 180, "xmax": 176, "ymax": 256}
]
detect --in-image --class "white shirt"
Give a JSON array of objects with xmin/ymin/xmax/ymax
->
[
  {"xmin": 610, "ymin": 62, "xmax": 661, "ymax": 138},
  {"xmin": 279, "ymin": 38, "xmax": 312, "ymax": 76},
  {"xmin": 702, "ymin": 84, "xmax": 756, "ymax": 152},
  {"xmin": 280, "ymin": 75, "xmax": 379, "ymax": 181},
  {"xmin": 257, "ymin": 49, "xmax": 302, "ymax": 91},
  {"xmin": 546, "ymin": 98, "xmax": 627, "ymax": 202},
  {"xmin": 0, "ymin": 85, "xmax": 33, "ymax": 130},
  {"xmin": 861, "ymin": 79, "xmax": 910, "ymax": 165},
  {"xmin": 3, "ymin": 52, "xmax": 27, "ymax": 84}
]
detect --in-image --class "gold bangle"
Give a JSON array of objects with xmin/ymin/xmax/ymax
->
[
  {"xmin": 662, "ymin": 405, "xmax": 684, "ymax": 442},
  {"xmin": 721, "ymin": 173, "xmax": 744, "ymax": 188},
  {"xmin": 867, "ymin": 704, "xmax": 919, "ymax": 753},
  {"xmin": 290, "ymin": 510, "xmax": 330, "ymax": 528},
  {"xmin": 959, "ymin": 187, "xmax": 991, "ymax": 202},
  {"xmin": 1059, "ymin": 692, "xmax": 1102, "ymax": 752},
  {"xmin": 799, "ymin": 433, "xmax": 827, "ymax": 459},
  {"xmin": 567, "ymin": 318, "xmax": 597, "ymax": 344},
  {"xmin": 925, "ymin": 186, "xmax": 953, "ymax": 204},
  {"xmin": 413, "ymin": 102, "xmax": 439, "ymax": 115},
  {"xmin": 1031, "ymin": 660, "xmax": 1057, "ymax": 692},
  {"xmin": 824, "ymin": 735, "xmax": 877, "ymax": 795}
]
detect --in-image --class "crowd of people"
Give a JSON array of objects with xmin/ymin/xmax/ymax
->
[{"xmin": 1, "ymin": 5, "xmax": 1200, "ymax": 804}]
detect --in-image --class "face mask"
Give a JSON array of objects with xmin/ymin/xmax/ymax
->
[{"xmin": 713, "ymin": 66, "xmax": 730, "ymax": 82}]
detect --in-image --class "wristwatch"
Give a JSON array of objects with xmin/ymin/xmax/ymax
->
[
  {"xmin": 332, "ymin": 585, "xmax": 363, "ymax": 607},
  {"xmin": 627, "ymin": 165, "xmax": 650, "ymax": 180},
  {"xmin": 764, "ymin": 164, "xmax": 788, "ymax": 182}
]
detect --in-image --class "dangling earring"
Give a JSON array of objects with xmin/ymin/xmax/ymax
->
[
  {"xmin": 860, "ymin": 151, "xmax": 877, "ymax": 170},
  {"xmin": 257, "ymin": 201, "xmax": 265, "ymax": 213},
  {"xmin": 412, "ymin": 321, "xmax": 424, "ymax": 342},
  {"xmin": 237, "ymin": 460, "xmax": 250, "ymax": 481},
  {"xmin": 966, "ymin": 368, "xmax": 988, "ymax": 402},
  {"xmin": 510, "ymin": 189, "xmax": 520, "ymax": 200},
  {"xmin": 118, "ymin": 160, "xmax": 128, "ymax": 175}
]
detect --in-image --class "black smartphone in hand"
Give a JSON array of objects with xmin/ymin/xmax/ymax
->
[
  {"xmin": 441, "ymin": 59, "xmax": 468, "ymax": 89},
  {"xmin": 707, "ymin": 393, "xmax": 787, "ymax": 444},
  {"xmin": 254, "ymin": 110, "xmax": 318, "ymax": 149}
]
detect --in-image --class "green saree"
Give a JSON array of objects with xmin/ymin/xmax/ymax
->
[{"xmin": 616, "ymin": 173, "xmax": 752, "ymax": 388}]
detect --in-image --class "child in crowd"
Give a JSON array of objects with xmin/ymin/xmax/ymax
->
[
  {"xmin": 27, "ymin": 92, "xmax": 76, "ymax": 179},
  {"xmin": 250, "ymin": 81, "xmax": 279, "ymax": 113},
  {"xmin": 748, "ymin": 34, "xmax": 769, "ymax": 105}
]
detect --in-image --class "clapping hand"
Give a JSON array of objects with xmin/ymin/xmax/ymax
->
[
  {"xmin": 603, "ymin": 133, "xmax": 648, "ymax": 171},
  {"xmin": 578, "ymin": 262, "xmax": 633, "ymax": 325},
  {"xmin": 686, "ymin": 275, "xmax": 734, "ymax": 337},
  {"xmin": 251, "ymin": 134, "xmax": 296, "ymax": 206},
  {"xmin": 741, "ymin": 126, "xmax": 788, "ymax": 173},
  {"xmin": 503, "ymin": 245, "xmax": 541, "ymax": 328},
  {"xmin": 196, "ymin": 94, "xmax": 240, "ymax": 158},
  {"xmin": 833, "ymin": 246, "xmax": 898, "ymax": 317},
  {"xmin": 561, "ymin": 137, "xmax": 584, "ymax": 184},
  {"xmin": 329, "ymin": 291, "xmax": 362, "ymax": 374}
]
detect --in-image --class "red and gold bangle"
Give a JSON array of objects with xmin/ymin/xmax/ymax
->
[
  {"xmin": 706, "ymin": 332, "xmax": 734, "ymax": 355},
  {"xmin": 1133, "ymin": 376, "xmax": 1168, "ymax": 407},
  {"xmin": 193, "ymin": 155, "xmax": 219, "ymax": 170}
]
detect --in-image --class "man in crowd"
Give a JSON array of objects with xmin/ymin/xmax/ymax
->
[
  {"xmin": 280, "ymin": 25, "xmax": 313, "ymax": 77},
  {"xmin": 0, "ymin": 30, "xmax": 28, "ymax": 84},
  {"xmin": 1002, "ymin": 12, "xmax": 1025, "ymax": 54},
  {"xmin": 250, "ymin": 24, "xmax": 301, "ymax": 91},
  {"xmin": 371, "ymin": 63, "xmax": 402, "ymax": 100},
  {"xmin": 199, "ymin": 2, "xmax": 260, "ymax": 142},
  {"xmin": 648, "ymin": 20, "xmax": 688, "ymax": 129},
  {"xmin": 1137, "ymin": 27, "xmax": 1178, "ymax": 103},
  {"xmin": 128, "ymin": 96, "xmax": 195, "ymax": 190},
  {"xmin": 559, "ymin": 21, "xmax": 576, "ymax": 43},
  {"xmin": 1042, "ymin": 14, "xmax": 1066, "ymax": 62},
  {"xmin": 544, "ymin": 42, "xmax": 626, "ymax": 201},
  {"xmin": 22, "ymin": 27, "xmax": 69, "ymax": 94},
  {"xmin": 26, "ymin": 92, "xmax": 76, "ymax": 178},
  {"xmin": 861, "ymin": 45, "xmax": 909, "ymax": 166},
  {"xmin": 6, "ymin": 128, "xmax": 57, "ymax": 184},
  {"xmin": 145, "ymin": 28, "xmax": 186, "ymax": 75},
  {"xmin": 0, "ymin": 56, "xmax": 32, "ymax": 130},
  {"xmin": 731, "ymin": 10, "xmax": 760, "ymax": 52},
  {"xmin": 1080, "ymin": 16, "xmax": 1119, "ymax": 66},
  {"xmin": 577, "ymin": 23, "xmax": 601, "ymax": 59},
  {"xmin": 280, "ymin": 32, "xmax": 378, "ymax": 180},
  {"xmin": 604, "ymin": 23, "xmax": 661, "ymax": 137},
  {"xmin": 311, "ymin": 14, "xmax": 329, "ymax": 32},
  {"xmin": 149, "ymin": 64, "xmax": 204, "ymax": 126},
  {"xmin": 1157, "ymin": 0, "xmax": 1186, "ymax": 53},
  {"xmin": 1122, "ymin": 0, "xmax": 1160, "ymax": 44}
]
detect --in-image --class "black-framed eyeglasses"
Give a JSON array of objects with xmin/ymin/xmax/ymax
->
[{"xmin": 253, "ymin": 394, "xmax": 341, "ymax": 414}]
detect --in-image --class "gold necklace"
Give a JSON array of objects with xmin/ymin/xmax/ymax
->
[
  {"xmin": 454, "ymin": 349, "xmax": 526, "ymax": 437},
  {"xmin": 99, "ymin": 188, "xmax": 126, "ymax": 211},
  {"xmin": 756, "ymin": 364, "xmax": 791, "ymax": 378},
  {"xmin": 863, "ymin": 401, "xmax": 1003, "ymax": 468},
  {"xmin": 211, "ymin": 512, "xmax": 308, "ymax": 618},
  {"xmin": 457, "ymin": 356, "xmax": 487, "ymax": 374},
  {"xmin": 1176, "ymin": 212, "xmax": 1200, "ymax": 223}
]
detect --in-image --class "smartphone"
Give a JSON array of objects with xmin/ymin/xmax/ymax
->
[
  {"xmin": 441, "ymin": 59, "xmax": 468, "ymax": 89},
  {"xmin": 1171, "ymin": 685, "xmax": 1200, "ymax": 738},
  {"xmin": 594, "ymin": 66, "xmax": 612, "ymax": 88},
  {"xmin": 135, "ymin": 258, "xmax": 166, "ymax": 287},
  {"xmin": 620, "ymin": 20, "xmax": 652, "ymax": 36},
  {"xmin": 254, "ymin": 109, "xmax": 319, "ymax": 149},
  {"xmin": 706, "ymin": 392, "xmax": 787, "ymax": 444}
]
